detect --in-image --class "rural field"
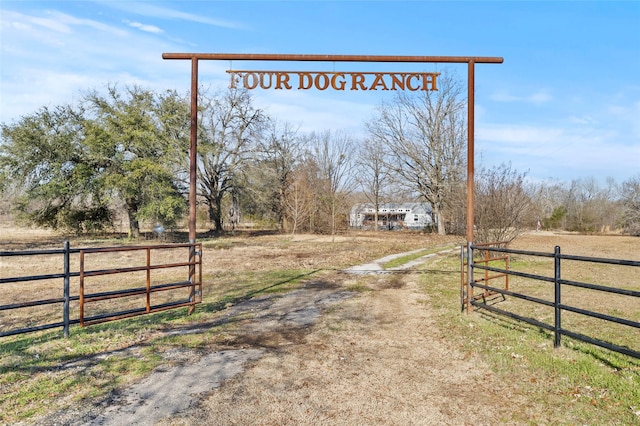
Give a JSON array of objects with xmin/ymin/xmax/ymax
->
[{"xmin": 1, "ymin": 225, "xmax": 639, "ymax": 425}]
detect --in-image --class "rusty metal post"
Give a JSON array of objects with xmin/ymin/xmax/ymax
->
[
  {"xmin": 188, "ymin": 57, "xmax": 198, "ymax": 315},
  {"xmin": 189, "ymin": 57, "xmax": 198, "ymax": 244},
  {"xmin": 466, "ymin": 60, "xmax": 475, "ymax": 244}
]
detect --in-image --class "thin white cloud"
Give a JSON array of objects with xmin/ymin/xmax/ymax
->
[
  {"xmin": 125, "ymin": 20, "xmax": 164, "ymax": 34},
  {"xmin": 477, "ymin": 122, "xmax": 639, "ymax": 181},
  {"xmin": 98, "ymin": 1, "xmax": 246, "ymax": 30},
  {"xmin": 0, "ymin": 7, "xmax": 188, "ymax": 124},
  {"xmin": 1, "ymin": 9, "xmax": 128, "ymax": 46},
  {"xmin": 567, "ymin": 115, "xmax": 596, "ymax": 125},
  {"xmin": 47, "ymin": 10, "xmax": 128, "ymax": 36}
]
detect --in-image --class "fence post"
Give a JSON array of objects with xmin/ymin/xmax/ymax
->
[
  {"xmin": 146, "ymin": 247, "xmax": 151, "ymax": 313},
  {"xmin": 554, "ymin": 245, "xmax": 561, "ymax": 348},
  {"xmin": 467, "ymin": 241, "xmax": 473, "ymax": 313},
  {"xmin": 460, "ymin": 245, "xmax": 468, "ymax": 312},
  {"xmin": 188, "ymin": 242, "xmax": 196, "ymax": 315},
  {"xmin": 460, "ymin": 245, "xmax": 465, "ymax": 312},
  {"xmin": 63, "ymin": 241, "xmax": 70, "ymax": 338},
  {"xmin": 505, "ymin": 242, "xmax": 510, "ymax": 291}
]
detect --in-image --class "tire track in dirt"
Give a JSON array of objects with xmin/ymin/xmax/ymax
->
[{"xmin": 173, "ymin": 274, "xmax": 533, "ymax": 425}]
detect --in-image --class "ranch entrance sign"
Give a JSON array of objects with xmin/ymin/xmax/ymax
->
[
  {"xmin": 227, "ymin": 70, "xmax": 440, "ymax": 92},
  {"xmin": 162, "ymin": 53, "xmax": 503, "ymax": 244}
]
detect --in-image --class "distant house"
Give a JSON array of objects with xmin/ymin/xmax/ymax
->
[{"xmin": 349, "ymin": 202, "xmax": 433, "ymax": 230}]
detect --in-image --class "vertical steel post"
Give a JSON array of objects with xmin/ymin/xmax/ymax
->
[
  {"xmin": 554, "ymin": 245, "xmax": 562, "ymax": 348},
  {"xmin": 79, "ymin": 250, "xmax": 85, "ymax": 327},
  {"xmin": 63, "ymin": 240, "xmax": 70, "ymax": 338},
  {"xmin": 146, "ymin": 247, "xmax": 151, "ymax": 313},
  {"xmin": 189, "ymin": 57, "xmax": 198, "ymax": 244},
  {"xmin": 188, "ymin": 57, "xmax": 198, "ymax": 315},
  {"xmin": 460, "ymin": 245, "xmax": 465, "ymax": 311},
  {"xmin": 505, "ymin": 250, "xmax": 510, "ymax": 291},
  {"xmin": 466, "ymin": 62, "xmax": 475, "ymax": 311},
  {"xmin": 483, "ymin": 247, "xmax": 489, "ymax": 296},
  {"xmin": 466, "ymin": 60, "xmax": 475, "ymax": 244},
  {"xmin": 460, "ymin": 245, "xmax": 467, "ymax": 312}
]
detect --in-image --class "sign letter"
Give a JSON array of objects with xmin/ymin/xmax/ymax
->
[
  {"xmin": 315, "ymin": 73, "xmax": 330, "ymax": 90},
  {"xmin": 422, "ymin": 73, "xmax": 440, "ymax": 91},
  {"xmin": 406, "ymin": 74, "xmax": 420, "ymax": 91},
  {"xmin": 350, "ymin": 73, "xmax": 367, "ymax": 90},
  {"xmin": 243, "ymin": 72, "xmax": 259, "ymax": 89},
  {"xmin": 275, "ymin": 72, "xmax": 292, "ymax": 89},
  {"xmin": 228, "ymin": 71, "xmax": 241, "ymax": 89},
  {"xmin": 331, "ymin": 73, "xmax": 346, "ymax": 90},
  {"xmin": 369, "ymin": 73, "xmax": 389, "ymax": 91},
  {"xmin": 298, "ymin": 72, "xmax": 313, "ymax": 90}
]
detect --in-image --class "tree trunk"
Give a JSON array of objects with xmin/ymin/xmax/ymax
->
[
  {"xmin": 434, "ymin": 206, "xmax": 446, "ymax": 235},
  {"xmin": 205, "ymin": 194, "xmax": 224, "ymax": 233},
  {"xmin": 214, "ymin": 194, "xmax": 223, "ymax": 232},
  {"xmin": 126, "ymin": 204, "xmax": 140, "ymax": 238}
]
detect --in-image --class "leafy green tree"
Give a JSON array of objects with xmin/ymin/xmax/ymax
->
[
  {"xmin": 0, "ymin": 86, "xmax": 189, "ymax": 236},
  {"xmin": 544, "ymin": 205, "xmax": 567, "ymax": 230},
  {"xmin": 82, "ymin": 85, "xmax": 188, "ymax": 236},
  {"xmin": 0, "ymin": 104, "xmax": 112, "ymax": 233}
]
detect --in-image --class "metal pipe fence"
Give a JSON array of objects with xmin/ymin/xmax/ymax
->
[
  {"xmin": 0, "ymin": 241, "xmax": 202, "ymax": 338},
  {"xmin": 461, "ymin": 243, "xmax": 640, "ymax": 359}
]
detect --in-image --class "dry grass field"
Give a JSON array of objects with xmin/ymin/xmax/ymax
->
[{"xmin": 1, "ymin": 224, "xmax": 639, "ymax": 425}]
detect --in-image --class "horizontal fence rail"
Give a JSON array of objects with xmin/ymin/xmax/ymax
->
[
  {"xmin": 461, "ymin": 243, "xmax": 640, "ymax": 359},
  {"xmin": 0, "ymin": 242, "xmax": 202, "ymax": 338}
]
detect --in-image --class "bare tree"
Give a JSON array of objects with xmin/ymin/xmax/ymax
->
[
  {"xmin": 528, "ymin": 179, "xmax": 567, "ymax": 230},
  {"xmin": 259, "ymin": 119, "xmax": 301, "ymax": 230},
  {"xmin": 309, "ymin": 130, "xmax": 356, "ymax": 239},
  {"xmin": 474, "ymin": 163, "xmax": 532, "ymax": 243},
  {"xmin": 355, "ymin": 137, "xmax": 392, "ymax": 231},
  {"xmin": 197, "ymin": 88, "xmax": 265, "ymax": 232},
  {"xmin": 366, "ymin": 71, "xmax": 466, "ymax": 235},
  {"xmin": 283, "ymin": 166, "xmax": 313, "ymax": 235},
  {"xmin": 620, "ymin": 175, "xmax": 640, "ymax": 236},
  {"xmin": 563, "ymin": 177, "xmax": 618, "ymax": 233}
]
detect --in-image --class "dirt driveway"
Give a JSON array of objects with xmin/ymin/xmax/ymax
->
[
  {"xmin": 35, "ymin": 246, "xmax": 539, "ymax": 426},
  {"xmin": 179, "ymin": 275, "xmax": 533, "ymax": 425}
]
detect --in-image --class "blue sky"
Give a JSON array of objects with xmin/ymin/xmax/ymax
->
[{"xmin": 1, "ymin": 1, "xmax": 639, "ymax": 183}]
